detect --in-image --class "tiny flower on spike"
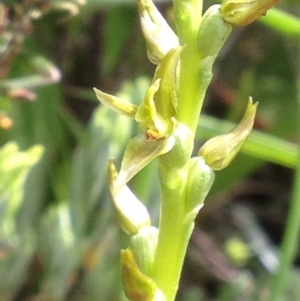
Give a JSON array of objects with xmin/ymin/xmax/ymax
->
[
  {"xmin": 135, "ymin": 46, "xmax": 183, "ymax": 140},
  {"xmin": 199, "ymin": 98, "xmax": 258, "ymax": 170},
  {"xmin": 135, "ymin": 78, "xmax": 169, "ymax": 139},
  {"xmin": 221, "ymin": 0, "xmax": 281, "ymax": 26}
]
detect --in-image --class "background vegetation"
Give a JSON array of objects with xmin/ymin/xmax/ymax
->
[{"xmin": 0, "ymin": 0, "xmax": 300, "ymax": 300}]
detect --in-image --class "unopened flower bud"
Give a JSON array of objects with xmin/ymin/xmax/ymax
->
[
  {"xmin": 121, "ymin": 248, "xmax": 166, "ymax": 301},
  {"xmin": 199, "ymin": 98, "xmax": 258, "ymax": 170},
  {"xmin": 129, "ymin": 226, "xmax": 159, "ymax": 276},
  {"xmin": 198, "ymin": 5, "xmax": 232, "ymax": 61},
  {"xmin": 184, "ymin": 157, "xmax": 215, "ymax": 223},
  {"xmin": 137, "ymin": 0, "xmax": 179, "ymax": 64},
  {"xmin": 108, "ymin": 159, "xmax": 151, "ymax": 235},
  {"xmin": 221, "ymin": 0, "xmax": 281, "ymax": 26}
]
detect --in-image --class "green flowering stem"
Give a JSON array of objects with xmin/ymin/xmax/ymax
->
[
  {"xmin": 152, "ymin": 164, "xmax": 193, "ymax": 301},
  {"xmin": 175, "ymin": 46, "xmax": 203, "ymax": 133},
  {"xmin": 147, "ymin": 2, "xmax": 233, "ymax": 300},
  {"xmin": 172, "ymin": 0, "xmax": 203, "ymax": 133},
  {"xmin": 172, "ymin": 0, "xmax": 203, "ymax": 44},
  {"xmin": 173, "ymin": 2, "xmax": 232, "ymax": 135}
]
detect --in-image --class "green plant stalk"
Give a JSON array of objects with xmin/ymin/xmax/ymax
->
[
  {"xmin": 150, "ymin": 2, "xmax": 232, "ymax": 300},
  {"xmin": 268, "ymin": 38, "xmax": 300, "ymax": 301},
  {"xmin": 152, "ymin": 164, "xmax": 193, "ymax": 301},
  {"xmin": 172, "ymin": 0, "xmax": 203, "ymax": 45},
  {"xmin": 172, "ymin": 0, "xmax": 205, "ymax": 133},
  {"xmin": 148, "ymin": 2, "xmax": 205, "ymax": 299}
]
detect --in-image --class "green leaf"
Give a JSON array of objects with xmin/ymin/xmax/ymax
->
[{"xmin": 0, "ymin": 142, "xmax": 43, "ymax": 233}]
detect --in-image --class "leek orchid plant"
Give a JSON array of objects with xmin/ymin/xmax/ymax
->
[{"xmin": 94, "ymin": 0, "xmax": 280, "ymax": 300}]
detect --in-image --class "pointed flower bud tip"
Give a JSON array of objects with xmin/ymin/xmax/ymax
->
[
  {"xmin": 199, "ymin": 98, "xmax": 258, "ymax": 170},
  {"xmin": 108, "ymin": 159, "xmax": 151, "ymax": 235},
  {"xmin": 221, "ymin": 0, "xmax": 281, "ymax": 26},
  {"xmin": 137, "ymin": 0, "xmax": 179, "ymax": 64}
]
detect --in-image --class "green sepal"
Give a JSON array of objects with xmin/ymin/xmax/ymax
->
[
  {"xmin": 135, "ymin": 79, "xmax": 169, "ymax": 139},
  {"xmin": 121, "ymin": 248, "xmax": 166, "ymax": 301},
  {"xmin": 184, "ymin": 157, "xmax": 215, "ymax": 224},
  {"xmin": 199, "ymin": 98, "xmax": 258, "ymax": 170},
  {"xmin": 152, "ymin": 46, "xmax": 183, "ymax": 119},
  {"xmin": 117, "ymin": 134, "xmax": 175, "ymax": 188},
  {"xmin": 220, "ymin": 0, "xmax": 281, "ymax": 27},
  {"xmin": 108, "ymin": 159, "xmax": 151, "ymax": 235},
  {"xmin": 129, "ymin": 226, "xmax": 159, "ymax": 276},
  {"xmin": 94, "ymin": 88, "xmax": 138, "ymax": 118},
  {"xmin": 136, "ymin": 0, "xmax": 179, "ymax": 64}
]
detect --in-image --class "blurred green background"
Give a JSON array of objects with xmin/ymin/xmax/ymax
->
[{"xmin": 0, "ymin": 0, "xmax": 300, "ymax": 300}]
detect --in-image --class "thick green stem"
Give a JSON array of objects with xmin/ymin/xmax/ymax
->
[
  {"xmin": 151, "ymin": 163, "xmax": 193, "ymax": 301},
  {"xmin": 172, "ymin": 0, "xmax": 204, "ymax": 134},
  {"xmin": 176, "ymin": 49, "xmax": 208, "ymax": 133},
  {"xmin": 149, "ymin": 3, "xmax": 207, "ymax": 299},
  {"xmin": 172, "ymin": 0, "xmax": 203, "ymax": 45},
  {"xmin": 173, "ymin": 2, "xmax": 233, "ymax": 135}
]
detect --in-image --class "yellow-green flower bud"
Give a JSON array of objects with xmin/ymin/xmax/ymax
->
[
  {"xmin": 199, "ymin": 98, "xmax": 258, "ymax": 170},
  {"xmin": 221, "ymin": 0, "xmax": 281, "ymax": 27},
  {"xmin": 108, "ymin": 159, "xmax": 151, "ymax": 235},
  {"xmin": 198, "ymin": 5, "xmax": 232, "ymax": 61},
  {"xmin": 129, "ymin": 226, "xmax": 159, "ymax": 276},
  {"xmin": 121, "ymin": 248, "xmax": 166, "ymax": 301},
  {"xmin": 184, "ymin": 157, "xmax": 215, "ymax": 224},
  {"xmin": 137, "ymin": 0, "xmax": 179, "ymax": 64}
]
